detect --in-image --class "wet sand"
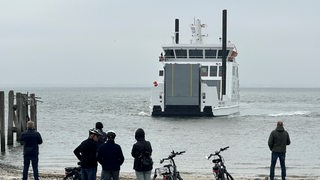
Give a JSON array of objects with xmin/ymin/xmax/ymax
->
[{"xmin": 0, "ymin": 162, "xmax": 317, "ymax": 180}]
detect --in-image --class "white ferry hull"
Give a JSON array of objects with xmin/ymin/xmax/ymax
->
[
  {"xmin": 151, "ymin": 104, "xmax": 239, "ymax": 117},
  {"xmin": 212, "ymin": 104, "xmax": 239, "ymax": 116}
]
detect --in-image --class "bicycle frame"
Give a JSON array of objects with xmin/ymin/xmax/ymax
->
[
  {"xmin": 63, "ymin": 162, "xmax": 81, "ymax": 180},
  {"xmin": 153, "ymin": 150, "xmax": 185, "ymax": 180},
  {"xmin": 207, "ymin": 147, "xmax": 233, "ymax": 180}
]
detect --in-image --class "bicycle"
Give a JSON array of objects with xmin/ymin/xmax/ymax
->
[
  {"xmin": 63, "ymin": 162, "xmax": 81, "ymax": 180},
  {"xmin": 207, "ymin": 146, "xmax": 233, "ymax": 180},
  {"xmin": 152, "ymin": 150, "xmax": 185, "ymax": 180}
]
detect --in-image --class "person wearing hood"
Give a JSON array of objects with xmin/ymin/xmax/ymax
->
[
  {"xmin": 268, "ymin": 121, "xmax": 291, "ymax": 180},
  {"xmin": 131, "ymin": 128, "xmax": 153, "ymax": 180}
]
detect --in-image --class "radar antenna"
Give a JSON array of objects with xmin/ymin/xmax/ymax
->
[{"xmin": 190, "ymin": 18, "xmax": 207, "ymax": 44}]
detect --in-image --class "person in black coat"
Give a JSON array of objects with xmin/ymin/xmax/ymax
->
[
  {"xmin": 97, "ymin": 130, "xmax": 124, "ymax": 180},
  {"xmin": 21, "ymin": 121, "xmax": 43, "ymax": 180},
  {"xmin": 74, "ymin": 128, "xmax": 101, "ymax": 180},
  {"xmin": 131, "ymin": 128, "xmax": 153, "ymax": 180}
]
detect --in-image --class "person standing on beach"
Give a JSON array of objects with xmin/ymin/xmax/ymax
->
[
  {"xmin": 21, "ymin": 121, "xmax": 43, "ymax": 180},
  {"xmin": 95, "ymin": 121, "xmax": 107, "ymax": 147},
  {"xmin": 97, "ymin": 130, "xmax": 124, "ymax": 180},
  {"xmin": 74, "ymin": 128, "xmax": 101, "ymax": 180},
  {"xmin": 268, "ymin": 121, "xmax": 291, "ymax": 180},
  {"xmin": 131, "ymin": 128, "xmax": 153, "ymax": 180}
]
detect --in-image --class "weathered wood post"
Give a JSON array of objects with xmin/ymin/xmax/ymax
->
[
  {"xmin": 15, "ymin": 92, "xmax": 22, "ymax": 141},
  {"xmin": 21, "ymin": 93, "xmax": 28, "ymax": 132},
  {"xmin": 30, "ymin": 93, "xmax": 37, "ymax": 129},
  {"xmin": 0, "ymin": 91, "xmax": 5, "ymax": 152},
  {"xmin": 7, "ymin": 90, "xmax": 15, "ymax": 145}
]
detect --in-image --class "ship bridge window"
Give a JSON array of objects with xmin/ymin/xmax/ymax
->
[
  {"xmin": 205, "ymin": 49, "xmax": 217, "ymax": 58},
  {"xmin": 210, "ymin": 66, "xmax": 218, "ymax": 77},
  {"xmin": 164, "ymin": 49, "xmax": 174, "ymax": 58},
  {"xmin": 189, "ymin": 49, "xmax": 203, "ymax": 58},
  {"xmin": 217, "ymin": 50, "xmax": 230, "ymax": 58},
  {"xmin": 219, "ymin": 66, "xmax": 222, "ymax": 77},
  {"xmin": 175, "ymin": 49, "xmax": 187, "ymax": 58},
  {"xmin": 201, "ymin": 66, "xmax": 208, "ymax": 76},
  {"xmin": 159, "ymin": 70, "xmax": 164, "ymax": 76}
]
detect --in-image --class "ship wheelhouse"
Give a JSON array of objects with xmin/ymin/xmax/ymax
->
[{"xmin": 161, "ymin": 47, "xmax": 232, "ymax": 61}]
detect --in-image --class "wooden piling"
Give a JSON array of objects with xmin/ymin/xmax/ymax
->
[
  {"xmin": 0, "ymin": 91, "xmax": 5, "ymax": 152},
  {"xmin": 2, "ymin": 90, "xmax": 39, "ymax": 151},
  {"xmin": 15, "ymin": 93, "xmax": 22, "ymax": 141},
  {"xmin": 20, "ymin": 93, "xmax": 28, "ymax": 131},
  {"xmin": 7, "ymin": 90, "xmax": 14, "ymax": 145},
  {"xmin": 30, "ymin": 94, "xmax": 37, "ymax": 129}
]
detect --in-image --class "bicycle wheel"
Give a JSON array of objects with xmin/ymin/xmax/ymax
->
[
  {"xmin": 152, "ymin": 175, "xmax": 157, "ymax": 180},
  {"xmin": 224, "ymin": 171, "xmax": 234, "ymax": 180},
  {"xmin": 163, "ymin": 175, "xmax": 173, "ymax": 180},
  {"xmin": 176, "ymin": 172, "xmax": 183, "ymax": 180},
  {"xmin": 217, "ymin": 171, "xmax": 225, "ymax": 180},
  {"xmin": 152, "ymin": 170, "xmax": 158, "ymax": 180},
  {"xmin": 220, "ymin": 174, "xmax": 225, "ymax": 180}
]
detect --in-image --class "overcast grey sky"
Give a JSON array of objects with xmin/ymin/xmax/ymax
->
[{"xmin": 1, "ymin": 1, "xmax": 319, "ymax": 88}]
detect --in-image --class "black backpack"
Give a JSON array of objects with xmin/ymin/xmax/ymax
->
[{"xmin": 140, "ymin": 151, "xmax": 153, "ymax": 167}]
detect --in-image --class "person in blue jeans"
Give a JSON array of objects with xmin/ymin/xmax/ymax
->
[
  {"xmin": 21, "ymin": 121, "xmax": 43, "ymax": 180},
  {"xmin": 268, "ymin": 121, "xmax": 291, "ymax": 180},
  {"xmin": 74, "ymin": 128, "xmax": 102, "ymax": 180}
]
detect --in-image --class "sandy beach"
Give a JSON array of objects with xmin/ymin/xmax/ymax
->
[{"xmin": 1, "ymin": 162, "xmax": 318, "ymax": 180}]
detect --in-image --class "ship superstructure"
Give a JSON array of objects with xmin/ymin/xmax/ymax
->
[{"xmin": 151, "ymin": 10, "xmax": 239, "ymax": 116}]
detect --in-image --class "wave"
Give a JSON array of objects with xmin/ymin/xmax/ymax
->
[
  {"xmin": 138, "ymin": 111, "xmax": 150, "ymax": 116},
  {"xmin": 239, "ymin": 110, "xmax": 313, "ymax": 118},
  {"xmin": 268, "ymin": 111, "xmax": 311, "ymax": 117}
]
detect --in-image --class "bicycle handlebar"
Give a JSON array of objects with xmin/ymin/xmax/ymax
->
[
  {"xmin": 160, "ymin": 150, "xmax": 186, "ymax": 163},
  {"xmin": 207, "ymin": 146, "xmax": 229, "ymax": 159},
  {"xmin": 220, "ymin": 146, "xmax": 229, "ymax": 152},
  {"xmin": 175, "ymin": 151, "xmax": 186, "ymax": 155}
]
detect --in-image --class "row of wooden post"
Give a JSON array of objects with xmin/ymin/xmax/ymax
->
[{"xmin": 0, "ymin": 90, "xmax": 38, "ymax": 152}]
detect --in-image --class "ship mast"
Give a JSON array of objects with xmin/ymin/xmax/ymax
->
[
  {"xmin": 190, "ymin": 19, "xmax": 206, "ymax": 44},
  {"xmin": 222, "ymin": 9, "xmax": 227, "ymax": 97}
]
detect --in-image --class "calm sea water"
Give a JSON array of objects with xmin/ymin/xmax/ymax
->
[{"xmin": 0, "ymin": 87, "xmax": 319, "ymax": 178}]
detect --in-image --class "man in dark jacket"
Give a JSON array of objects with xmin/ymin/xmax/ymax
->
[
  {"xmin": 21, "ymin": 121, "xmax": 43, "ymax": 180},
  {"xmin": 131, "ymin": 128, "xmax": 153, "ymax": 180},
  {"xmin": 268, "ymin": 121, "xmax": 291, "ymax": 180},
  {"xmin": 97, "ymin": 130, "xmax": 124, "ymax": 180},
  {"xmin": 74, "ymin": 128, "xmax": 101, "ymax": 180}
]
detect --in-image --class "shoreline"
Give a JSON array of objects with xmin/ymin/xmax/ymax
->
[{"xmin": 0, "ymin": 163, "xmax": 318, "ymax": 180}]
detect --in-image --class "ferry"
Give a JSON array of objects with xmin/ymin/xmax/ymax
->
[{"xmin": 151, "ymin": 10, "xmax": 239, "ymax": 117}]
